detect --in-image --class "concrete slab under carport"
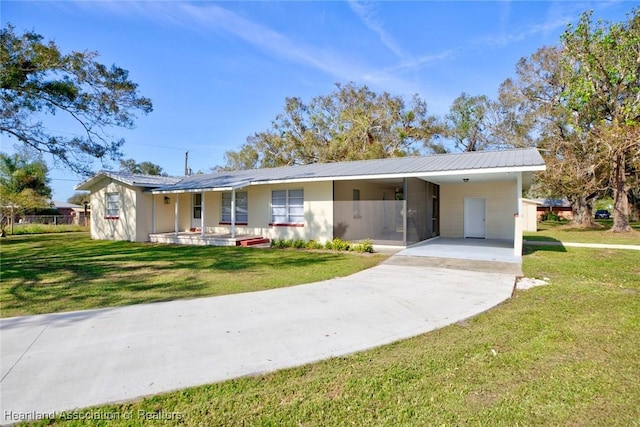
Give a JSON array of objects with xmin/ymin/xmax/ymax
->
[{"xmin": 389, "ymin": 238, "xmax": 523, "ymax": 276}]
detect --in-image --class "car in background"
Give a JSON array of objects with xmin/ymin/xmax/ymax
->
[{"xmin": 595, "ymin": 209, "xmax": 610, "ymax": 219}]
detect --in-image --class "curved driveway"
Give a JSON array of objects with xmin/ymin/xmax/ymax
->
[{"xmin": 1, "ymin": 257, "xmax": 515, "ymax": 423}]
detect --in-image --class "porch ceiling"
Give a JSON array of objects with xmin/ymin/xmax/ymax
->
[{"xmin": 421, "ymin": 170, "xmax": 534, "ymax": 189}]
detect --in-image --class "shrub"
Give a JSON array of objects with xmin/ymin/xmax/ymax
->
[
  {"xmin": 271, "ymin": 239, "xmax": 292, "ymax": 249},
  {"xmin": 306, "ymin": 240, "xmax": 324, "ymax": 250},
  {"xmin": 352, "ymin": 238, "xmax": 374, "ymax": 253},
  {"xmin": 271, "ymin": 237, "xmax": 374, "ymax": 253},
  {"xmin": 541, "ymin": 212, "xmax": 561, "ymax": 222},
  {"xmin": 330, "ymin": 238, "xmax": 351, "ymax": 251}
]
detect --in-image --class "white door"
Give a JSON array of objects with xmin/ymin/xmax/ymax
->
[{"xmin": 464, "ymin": 197, "xmax": 486, "ymax": 238}]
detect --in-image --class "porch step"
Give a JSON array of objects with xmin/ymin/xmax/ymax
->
[{"xmin": 238, "ymin": 237, "xmax": 271, "ymax": 247}]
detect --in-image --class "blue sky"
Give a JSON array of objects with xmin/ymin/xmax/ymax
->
[{"xmin": 1, "ymin": 1, "xmax": 635, "ymax": 201}]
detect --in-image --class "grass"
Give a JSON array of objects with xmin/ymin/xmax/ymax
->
[
  {"xmin": 0, "ymin": 233, "xmax": 386, "ymax": 318},
  {"xmin": 18, "ymin": 239, "xmax": 640, "ymax": 425},
  {"xmin": 2, "ymin": 224, "xmax": 89, "ymax": 235},
  {"xmin": 525, "ymin": 220, "xmax": 640, "ymax": 245}
]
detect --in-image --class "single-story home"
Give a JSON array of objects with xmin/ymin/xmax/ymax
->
[
  {"xmin": 51, "ymin": 201, "xmax": 82, "ymax": 216},
  {"xmin": 76, "ymin": 148, "xmax": 545, "ymax": 254},
  {"xmin": 534, "ymin": 198, "xmax": 573, "ymax": 220}
]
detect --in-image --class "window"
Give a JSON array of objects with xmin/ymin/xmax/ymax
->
[
  {"xmin": 106, "ymin": 192, "xmax": 120, "ymax": 218},
  {"xmin": 221, "ymin": 191, "xmax": 248, "ymax": 223},
  {"xmin": 193, "ymin": 193, "xmax": 202, "ymax": 219},
  {"xmin": 271, "ymin": 189, "xmax": 304, "ymax": 225}
]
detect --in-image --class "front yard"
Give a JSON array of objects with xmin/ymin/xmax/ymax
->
[
  {"xmin": 525, "ymin": 220, "xmax": 640, "ymax": 244},
  {"xmin": 0, "ymin": 233, "xmax": 386, "ymax": 318},
  {"xmin": 3, "ymin": 230, "xmax": 639, "ymax": 425}
]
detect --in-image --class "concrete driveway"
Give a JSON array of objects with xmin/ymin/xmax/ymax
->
[{"xmin": 1, "ymin": 258, "xmax": 516, "ymax": 424}]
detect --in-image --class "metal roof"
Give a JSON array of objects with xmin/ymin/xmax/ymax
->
[
  {"xmin": 76, "ymin": 171, "xmax": 182, "ymax": 191},
  {"xmin": 151, "ymin": 148, "xmax": 545, "ymax": 193}
]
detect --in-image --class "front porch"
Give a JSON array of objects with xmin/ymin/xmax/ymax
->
[{"xmin": 149, "ymin": 232, "xmax": 270, "ymax": 247}]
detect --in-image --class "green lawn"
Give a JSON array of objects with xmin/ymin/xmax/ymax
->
[
  {"xmin": 0, "ymin": 233, "xmax": 386, "ymax": 318},
  {"xmin": 525, "ymin": 220, "xmax": 640, "ymax": 245},
  {"xmin": 15, "ymin": 236, "xmax": 640, "ymax": 426}
]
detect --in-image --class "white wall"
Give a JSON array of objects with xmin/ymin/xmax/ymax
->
[
  {"xmin": 440, "ymin": 181, "xmax": 517, "ymax": 240},
  {"xmin": 521, "ymin": 200, "xmax": 539, "ymax": 232}
]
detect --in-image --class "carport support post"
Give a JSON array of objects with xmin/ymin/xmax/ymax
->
[
  {"xmin": 402, "ymin": 178, "xmax": 408, "ymax": 246},
  {"xmin": 230, "ymin": 188, "xmax": 236, "ymax": 238},
  {"xmin": 201, "ymin": 192, "xmax": 205, "ymax": 238},
  {"xmin": 514, "ymin": 173, "xmax": 523, "ymax": 256}
]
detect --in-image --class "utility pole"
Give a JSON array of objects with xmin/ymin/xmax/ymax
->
[{"xmin": 184, "ymin": 151, "xmax": 189, "ymax": 176}]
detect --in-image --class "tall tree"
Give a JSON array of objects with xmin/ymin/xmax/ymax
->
[
  {"xmin": 221, "ymin": 82, "xmax": 444, "ymax": 170},
  {"xmin": 445, "ymin": 93, "xmax": 493, "ymax": 152},
  {"xmin": 445, "ymin": 91, "xmax": 535, "ymax": 153},
  {"xmin": 560, "ymin": 9, "xmax": 640, "ymax": 232},
  {"xmin": 499, "ymin": 45, "xmax": 605, "ymax": 227},
  {"xmin": 0, "ymin": 24, "xmax": 152, "ymax": 176},
  {"xmin": 119, "ymin": 158, "xmax": 166, "ymax": 176}
]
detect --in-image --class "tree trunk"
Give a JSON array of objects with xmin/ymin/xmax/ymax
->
[
  {"xmin": 610, "ymin": 152, "xmax": 632, "ymax": 232},
  {"xmin": 570, "ymin": 195, "xmax": 597, "ymax": 227}
]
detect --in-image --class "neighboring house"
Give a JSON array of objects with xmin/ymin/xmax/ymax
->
[
  {"xmin": 51, "ymin": 201, "xmax": 81, "ymax": 216},
  {"xmin": 76, "ymin": 148, "xmax": 545, "ymax": 251},
  {"xmin": 534, "ymin": 198, "xmax": 573, "ymax": 220}
]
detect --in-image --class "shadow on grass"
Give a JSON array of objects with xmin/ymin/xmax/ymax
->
[
  {"xmin": 523, "ymin": 238, "xmax": 567, "ymax": 255},
  {"xmin": 1, "ymin": 233, "xmax": 376, "ymax": 317}
]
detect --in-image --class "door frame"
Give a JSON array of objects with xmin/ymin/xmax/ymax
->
[{"xmin": 464, "ymin": 197, "xmax": 486, "ymax": 239}]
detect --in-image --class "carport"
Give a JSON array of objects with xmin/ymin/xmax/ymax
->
[
  {"xmin": 388, "ymin": 238, "xmax": 523, "ymax": 275},
  {"xmin": 400, "ymin": 238, "xmax": 521, "ymax": 263}
]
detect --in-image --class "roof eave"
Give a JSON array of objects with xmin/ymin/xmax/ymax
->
[{"xmin": 248, "ymin": 164, "xmax": 547, "ymax": 186}]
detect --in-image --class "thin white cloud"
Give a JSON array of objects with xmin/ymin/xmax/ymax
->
[
  {"xmin": 65, "ymin": 1, "xmax": 453, "ymax": 97},
  {"xmin": 347, "ymin": 0, "xmax": 410, "ymax": 60},
  {"xmin": 476, "ymin": 16, "xmax": 569, "ymax": 48}
]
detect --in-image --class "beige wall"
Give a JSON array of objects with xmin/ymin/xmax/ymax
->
[
  {"xmin": 153, "ymin": 194, "xmax": 176, "ymax": 233},
  {"xmin": 89, "ymin": 179, "xmax": 145, "ymax": 241},
  {"xmin": 440, "ymin": 180, "xmax": 517, "ymax": 240},
  {"xmin": 153, "ymin": 181, "xmax": 334, "ymax": 242}
]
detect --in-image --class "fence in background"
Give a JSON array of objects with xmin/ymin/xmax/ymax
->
[{"xmin": 17, "ymin": 214, "xmax": 90, "ymax": 226}]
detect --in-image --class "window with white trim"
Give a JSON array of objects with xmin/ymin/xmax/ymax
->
[
  {"xmin": 221, "ymin": 191, "xmax": 248, "ymax": 223},
  {"xmin": 271, "ymin": 189, "xmax": 304, "ymax": 224},
  {"xmin": 193, "ymin": 193, "xmax": 202, "ymax": 219},
  {"xmin": 106, "ymin": 192, "xmax": 120, "ymax": 218}
]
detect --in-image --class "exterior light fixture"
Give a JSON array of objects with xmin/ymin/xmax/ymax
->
[
  {"xmin": 463, "ymin": 178, "xmax": 469, "ymax": 183},
  {"xmin": 164, "ymin": 196, "xmax": 171, "ymax": 204}
]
